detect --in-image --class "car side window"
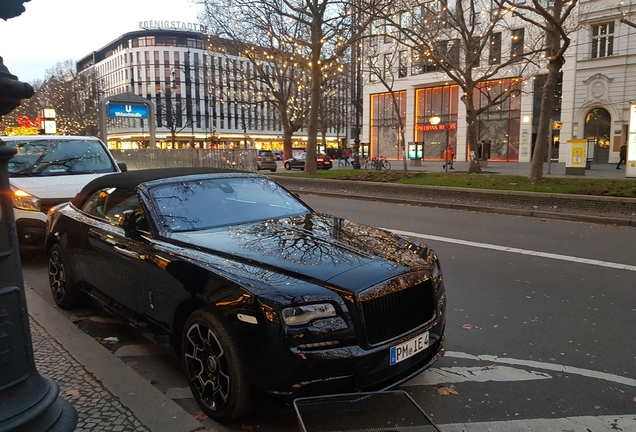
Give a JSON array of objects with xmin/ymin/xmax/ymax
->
[{"xmin": 81, "ymin": 188, "xmax": 147, "ymax": 231}]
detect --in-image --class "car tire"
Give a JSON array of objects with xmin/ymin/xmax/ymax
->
[
  {"xmin": 48, "ymin": 243, "xmax": 85, "ymax": 309},
  {"xmin": 284, "ymin": 162, "xmax": 291, "ymax": 170},
  {"xmin": 270, "ymin": 168, "xmax": 277, "ymax": 172},
  {"xmin": 182, "ymin": 309, "xmax": 252, "ymax": 423}
]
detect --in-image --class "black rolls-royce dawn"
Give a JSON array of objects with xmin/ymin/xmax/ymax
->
[{"xmin": 45, "ymin": 167, "xmax": 446, "ymax": 422}]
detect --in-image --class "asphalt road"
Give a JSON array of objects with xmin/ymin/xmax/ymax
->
[{"xmin": 22, "ymin": 194, "xmax": 636, "ymax": 431}]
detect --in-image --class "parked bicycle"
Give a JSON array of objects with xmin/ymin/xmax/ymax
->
[{"xmin": 363, "ymin": 156, "xmax": 391, "ymax": 170}]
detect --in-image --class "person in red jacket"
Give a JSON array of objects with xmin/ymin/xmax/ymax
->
[{"xmin": 343, "ymin": 148, "xmax": 351, "ymax": 166}]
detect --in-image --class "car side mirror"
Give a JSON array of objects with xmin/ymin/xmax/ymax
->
[{"xmin": 117, "ymin": 162, "xmax": 128, "ymax": 172}]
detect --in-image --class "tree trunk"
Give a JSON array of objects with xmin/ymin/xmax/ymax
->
[
  {"xmin": 304, "ymin": 19, "xmax": 322, "ymax": 175},
  {"xmin": 530, "ymin": 63, "xmax": 564, "ymax": 181},
  {"xmin": 462, "ymin": 91, "xmax": 482, "ymax": 174},
  {"xmin": 401, "ymin": 127, "xmax": 408, "ymax": 171}
]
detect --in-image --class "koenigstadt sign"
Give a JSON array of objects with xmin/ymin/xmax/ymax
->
[{"xmin": 139, "ymin": 20, "xmax": 207, "ymax": 32}]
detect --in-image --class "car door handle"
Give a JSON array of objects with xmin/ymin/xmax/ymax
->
[{"xmin": 114, "ymin": 246, "xmax": 140, "ymax": 260}]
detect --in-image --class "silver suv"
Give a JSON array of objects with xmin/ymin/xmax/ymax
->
[{"xmin": 4, "ymin": 135, "xmax": 125, "ymax": 251}]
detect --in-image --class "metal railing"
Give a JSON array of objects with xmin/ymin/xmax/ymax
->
[{"xmin": 109, "ymin": 148, "xmax": 258, "ymax": 172}]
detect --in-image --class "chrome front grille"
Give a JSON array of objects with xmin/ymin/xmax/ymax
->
[{"xmin": 360, "ymin": 279, "xmax": 435, "ymax": 345}]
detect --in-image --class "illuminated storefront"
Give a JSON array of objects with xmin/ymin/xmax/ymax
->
[{"xmin": 414, "ymin": 85, "xmax": 459, "ymax": 160}]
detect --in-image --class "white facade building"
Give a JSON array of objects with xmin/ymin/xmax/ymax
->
[
  {"xmin": 77, "ymin": 25, "xmax": 349, "ymax": 151},
  {"xmin": 359, "ymin": 0, "xmax": 636, "ymax": 165}
]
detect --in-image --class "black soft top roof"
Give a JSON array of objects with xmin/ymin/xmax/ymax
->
[{"xmin": 70, "ymin": 167, "xmax": 249, "ymax": 207}]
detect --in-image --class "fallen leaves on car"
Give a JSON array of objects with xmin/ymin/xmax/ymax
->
[
  {"xmin": 483, "ymin": 364, "xmax": 497, "ymax": 370},
  {"xmin": 69, "ymin": 315, "xmax": 87, "ymax": 323},
  {"xmin": 460, "ymin": 324, "xmax": 472, "ymax": 330},
  {"xmin": 240, "ymin": 425, "xmax": 255, "ymax": 431},
  {"xmin": 633, "ymin": 397, "xmax": 636, "ymax": 403},
  {"xmin": 95, "ymin": 336, "xmax": 119, "ymax": 345},
  {"xmin": 433, "ymin": 384, "xmax": 458, "ymax": 396},
  {"xmin": 125, "ymin": 361, "xmax": 137, "ymax": 367},
  {"xmin": 194, "ymin": 412, "xmax": 209, "ymax": 421},
  {"xmin": 65, "ymin": 389, "xmax": 80, "ymax": 397}
]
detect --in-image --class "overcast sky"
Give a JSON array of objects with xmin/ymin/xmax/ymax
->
[{"xmin": 0, "ymin": 0, "xmax": 202, "ymax": 83}]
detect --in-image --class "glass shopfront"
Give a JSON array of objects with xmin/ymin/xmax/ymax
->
[
  {"xmin": 370, "ymin": 91, "xmax": 407, "ymax": 159},
  {"xmin": 414, "ymin": 86, "xmax": 459, "ymax": 160},
  {"xmin": 475, "ymin": 78, "xmax": 522, "ymax": 162}
]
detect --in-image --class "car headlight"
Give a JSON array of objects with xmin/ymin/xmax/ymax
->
[
  {"xmin": 281, "ymin": 303, "xmax": 337, "ymax": 326},
  {"xmin": 12, "ymin": 188, "xmax": 41, "ymax": 211}
]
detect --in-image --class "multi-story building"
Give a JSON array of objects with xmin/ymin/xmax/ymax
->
[
  {"xmin": 359, "ymin": 0, "xmax": 636, "ymax": 165},
  {"xmin": 77, "ymin": 22, "xmax": 350, "ymax": 151}
]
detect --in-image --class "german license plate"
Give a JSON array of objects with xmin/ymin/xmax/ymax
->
[{"xmin": 389, "ymin": 332, "xmax": 429, "ymax": 365}]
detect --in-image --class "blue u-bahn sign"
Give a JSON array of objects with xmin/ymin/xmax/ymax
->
[{"xmin": 107, "ymin": 103, "xmax": 149, "ymax": 119}]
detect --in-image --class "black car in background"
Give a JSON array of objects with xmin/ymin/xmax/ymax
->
[
  {"xmin": 283, "ymin": 152, "xmax": 333, "ymax": 170},
  {"xmin": 46, "ymin": 168, "xmax": 446, "ymax": 422}
]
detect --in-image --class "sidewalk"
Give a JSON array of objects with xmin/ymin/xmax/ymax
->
[
  {"xmin": 332, "ymin": 160, "xmax": 633, "ymax": 180},
  {"xmin": 25, "ymin": 288, "xmax": 204, "ymax": 432}
]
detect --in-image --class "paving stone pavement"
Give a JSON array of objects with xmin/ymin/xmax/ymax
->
[{"xmin": 30, "ymin": 317, "xmax": 151, "ymax": 432}]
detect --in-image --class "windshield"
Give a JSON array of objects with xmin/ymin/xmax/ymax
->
[
  {"xmin": 7, "ymin": 138, "xmax": 117, "ymax": 176},
  {"xmin": 148, "ymin": 175, "xmax": 311, "ymax": 233}
]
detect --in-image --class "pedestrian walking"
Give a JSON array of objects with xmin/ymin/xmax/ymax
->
[
  {"xmin": 442, "ymin": 145, "xmax": 453, "ymax": 171},
  {"xmin": 336, "ymin": 148, "xmax": 344, "ymax": 167},
  {"xmin": 617, "ymin": 142, "xmax": 627, "ymax": 169},
  {"xmin": 344, "ymin": 148, "xmax": 351, "ymax": 166}
]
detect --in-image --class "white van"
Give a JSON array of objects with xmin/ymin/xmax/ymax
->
[{"xmin": 4, "ymin": 135, "xmax": 126, "ymax": 251}]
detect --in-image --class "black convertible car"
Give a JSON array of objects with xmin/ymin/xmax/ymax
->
[{"xmin": 45, "ymin": 168, "xmax": 446, "ymax": 422}]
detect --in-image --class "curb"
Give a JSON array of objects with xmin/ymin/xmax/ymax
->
[{"xmin": 25, "ymin": 288, "xmax": 204, "ymax": 432}]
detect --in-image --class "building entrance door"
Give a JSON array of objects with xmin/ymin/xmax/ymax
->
[{"xmin": 584, "ymin": 107, "xmax": 611, "ymax": 163}]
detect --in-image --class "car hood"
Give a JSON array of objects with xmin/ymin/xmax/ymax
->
[
  {"xmin": 10, "ymin": 174, "xmax": 113, "ymax": 199},
  {"xmin": 168, "ymin": 213, "xmax": 434, "ymax": 291}
]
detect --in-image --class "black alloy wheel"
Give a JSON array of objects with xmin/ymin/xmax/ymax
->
[
  {"xmin": 48, "ymin": 243, "xmax": 84, "ymax": 309},
  {"xmin": 182, "ymin": 309, "xmax": 251, "ymax": 422}
]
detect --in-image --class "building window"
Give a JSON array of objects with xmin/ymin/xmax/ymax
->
[
  {"xmin": 489, "ymin": 32, "xmax": 501, "ymax": 65},
  {"xmin": 475, "ymin": 78, "xmax": 522, "ymax": 161},
  {"xmin": 467, "ymin": 37, "xmax": 481, "ymax": 68},
  {"xmin": 471, "ymin": 0, "xmax": 483, "ymax": 25},
  {"xmin": 591, "ymin": 22, "xmax": 614, "ymax": 59},
  {"xmin": 399, "ymin": 51, "xmax": 408, "ymax": 78},
  {"xmin": 511, "ymin": 28, "xmax": 524, "ymax": 59},
  {"xmin": 383, "ymin": 53, "xmax": 392, "ymax": 80},
  {"xmin": 369, "ymin": 56, "xmax": 378, "ymax": 82},
  {"xmin": 370, "ymin": 91, "xmax": 407, "ymax": 159}
]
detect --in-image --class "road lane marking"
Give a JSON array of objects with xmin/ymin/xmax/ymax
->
[
  {"xmin": 440, "ymin": 415, "xmax": 636, "ymax": 432},
  {"xmin": 404, "ymin": 365, "xmax": 552, "ymax": 386},
  {"xmin": 446, "ymin": 351, "xmax": 636, "ymax": 388},
  {"xmin": 386, "ymin": 229, "xmax": 636, "ymax": 272}
]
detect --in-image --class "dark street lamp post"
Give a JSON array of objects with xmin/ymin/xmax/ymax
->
[{"xmin": 0, "ymin": 57, "xmax": 77, "ymax": 432}]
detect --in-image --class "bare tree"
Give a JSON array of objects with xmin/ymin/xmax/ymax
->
[
  {"xmin": 497, "ymin": 0, "xmax": 578, "ymax": 180},
  {"xmin": 199, "ymin": 4, "xmax": 311, "ymax": 161},
  {"xmin": 38, "ymin": 60, "xmax": 97, "ymax": 135},
  {"xmin": 199, "ymin": 0, "xmax": 381, "ymax": 174},
  {"xmin": 157, "ymin": 85, "xmax": 190, "ymax": 147},
  {"xmin": 373, "ymin": 0, "xmax": 544, "ymax": 173}
]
